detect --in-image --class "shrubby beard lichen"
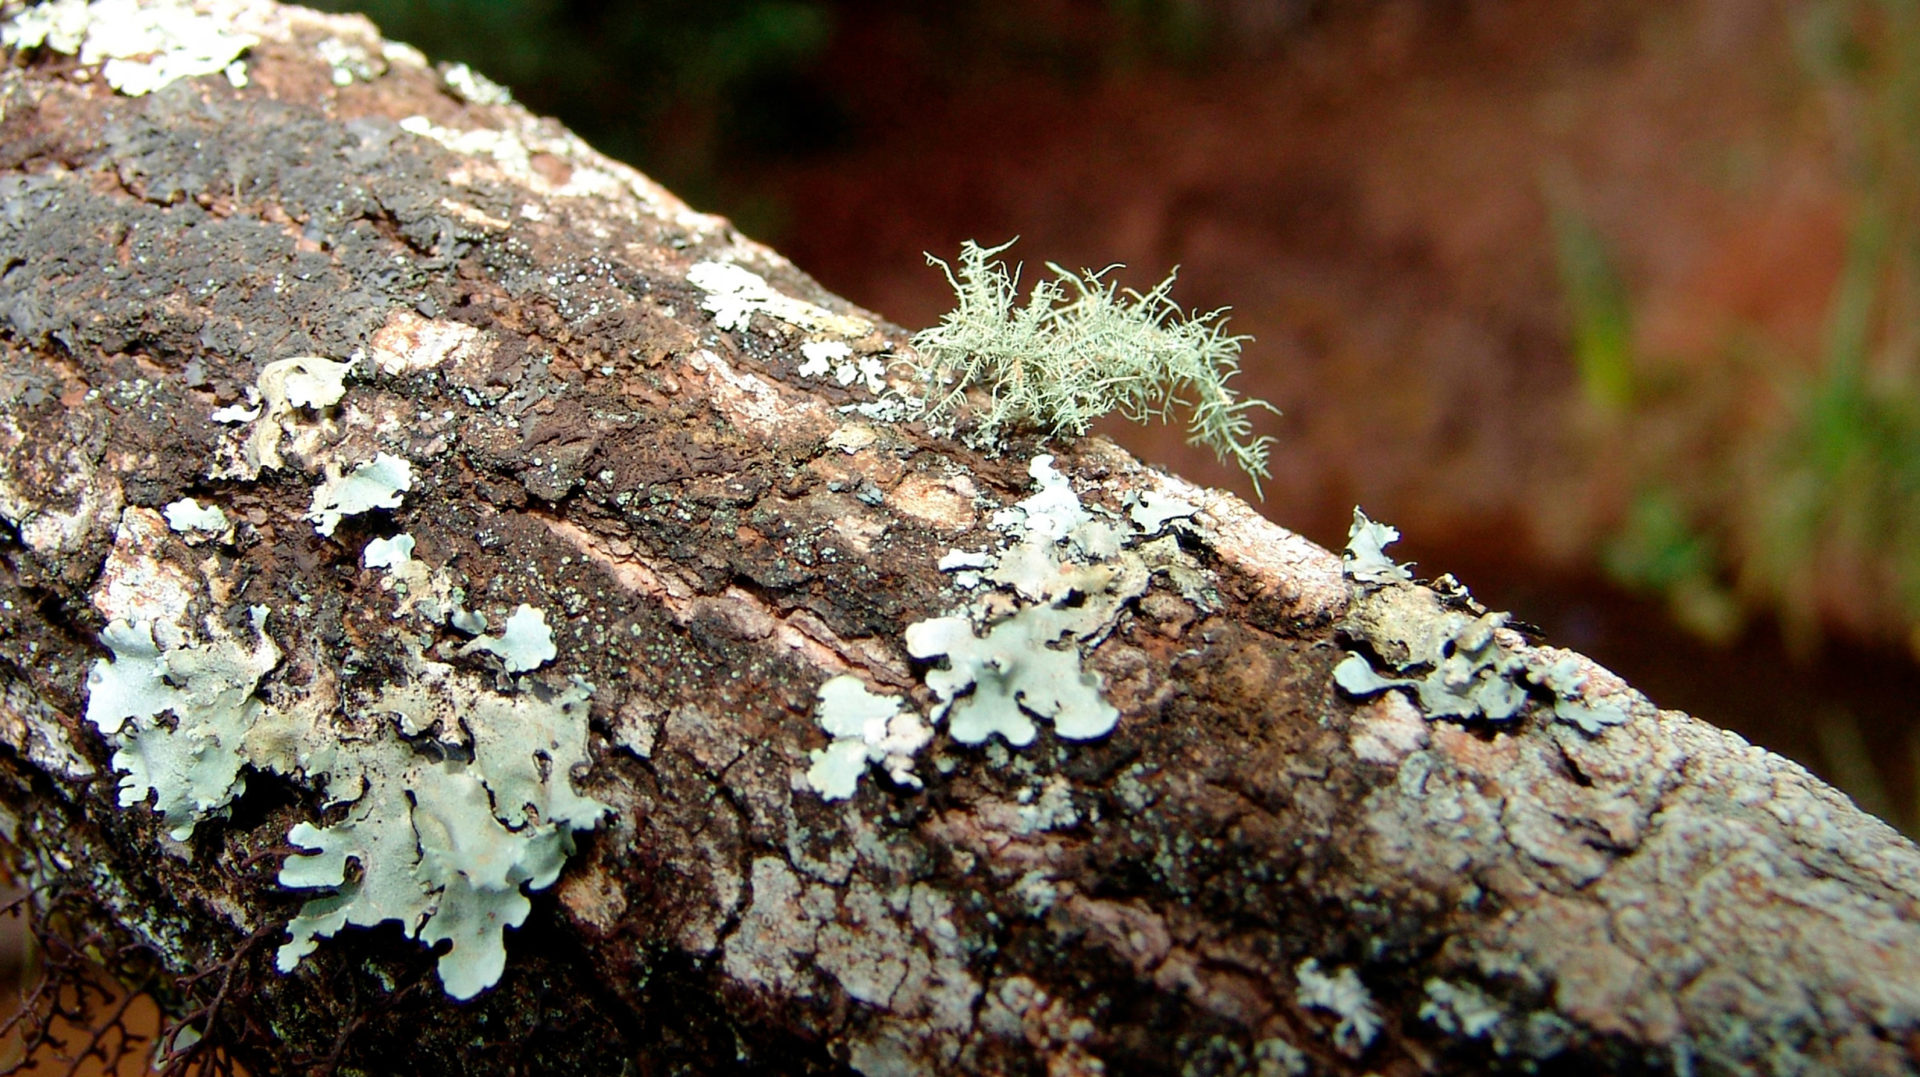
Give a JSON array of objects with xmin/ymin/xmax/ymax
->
[{"xmin": 907, "ymin": 239, "xmax": 1277, "ymax": 493}]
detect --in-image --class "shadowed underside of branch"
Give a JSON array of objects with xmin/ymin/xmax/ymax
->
[{"xmin": 0, "ymin": 2, "xmax": 1916, "ymax": 1074}]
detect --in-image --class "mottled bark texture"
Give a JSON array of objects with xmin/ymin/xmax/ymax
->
[{"xmin": 0, "ymin": 3, "xmax": 1917, "ymax": 1075}]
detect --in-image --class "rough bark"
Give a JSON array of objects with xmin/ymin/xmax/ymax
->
[{"xmin": 0, "ymin": 3, "xmax": 1916, "ymax": 1075}]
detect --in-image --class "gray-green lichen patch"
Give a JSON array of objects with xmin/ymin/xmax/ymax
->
[
  {"xmin": 1332, "ymin": 508, "xmax": 1631, "ymax": 735},
  {"xmin": 1341, "ymin": 509, "xmax": 1413, "ymax": 587},
  {"xmin": 85, "ymin": 608, "xmax": 279, "ymax": 839},
  {"xmin": 82, "ymin": 509, "xmax": 606, "ymax": 999},
  {"xmin": 259, "ymin": 354, "xmax": 351, "ymax": 412},
  {"xmin": 2, "ymin": 0, "xmax": 257, "ymax": 96},
  {"xmin": 902, "ymin": 454, "xmax": 1210, "ymax": 750},
  {"xmin": 1331, "ymin": 605, "xmax": 1529, "ymax": 723},
  {"xmin": 307, "ymin": 451, "xmax": 412, "ymax": 537},
  {"xmin": 1525, "ymin": 650, "xmax": 1631, "ymax": 734},
  {"xmin": 805, "ymin": 675, "xmax": 931, "ymax": 799},
  {"xmin": 277, "ymin": 664, "xmax": 606, "ymax": 1000},
  {"xmin": 1125, "ymin": 489, "xmax": 1198, "ymax": 534}
]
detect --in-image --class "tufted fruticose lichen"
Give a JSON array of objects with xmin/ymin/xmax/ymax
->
[{"xmin": 906, "ymin": 239, "xmax": 1277, "ymax": 491}]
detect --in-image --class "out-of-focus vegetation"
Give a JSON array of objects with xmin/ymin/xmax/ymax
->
[
  {"xmin": 1758, "ymin": 0, "xmax": 1920, "ymax": 655},
  {"xmin": 1570, "ymin": 0, "xmax": 1920, "ymax": 666}
]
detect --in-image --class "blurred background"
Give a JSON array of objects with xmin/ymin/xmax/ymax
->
[{"xmin": 287, "ymin": 0, "xmax": 1920, "ymax": 837}]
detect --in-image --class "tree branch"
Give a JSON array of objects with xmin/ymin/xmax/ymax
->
[{"xmin": 0, "ymin": 2, "xmax": 1914, "ymax": 1074}]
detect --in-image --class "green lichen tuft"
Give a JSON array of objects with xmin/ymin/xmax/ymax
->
[{"xmin": 907, "ymin": 239, "xmax": 1277, "ymax": 493}]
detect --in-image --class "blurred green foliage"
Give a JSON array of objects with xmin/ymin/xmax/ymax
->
[
  {"xmin": 1750, "ymin": 0, "xmax": 1920, "ymax": 650},
  {"xmin": 1547, "ymin": 188, "xmax": 1636, "ymax": 414},
  {"xmin": 1570, "ymin": 0, "xmax": 1920, "ymax": 662},
  {"xmin": 1601, "ymin": 489, "xmax": 1743, "ymax": 644}
]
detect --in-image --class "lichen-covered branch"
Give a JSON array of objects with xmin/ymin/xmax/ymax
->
[{"xmin": 0, "ymin": 2, "xmax": 1916, "ymax": 1074}]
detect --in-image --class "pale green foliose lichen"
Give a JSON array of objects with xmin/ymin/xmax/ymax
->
[
  {"xmin": 907, "ymin": 239, "xmax": 1276, "ymax": 492},
  {"xmin": 308, "ymin": 452, "xmax": 412, "ymax": 537},
  {"xmin": 163, "ymin": 497, "xmax": 228, "ymax": 535},
  {"xmin": 457, "ymin": 603, "xmax": 557, "ymax": 673},
  {"xmin": 1331, "ymin": 609, "xmax": 1530, "ymax": 723},
  {"xmin": 906, "ymin": 609, "xmax": 1117, "ymax": 746},
  {"xmin": 277, "ymin": 669, "xmax": 607, "ymax": 1000},
  {"xmin": 1332, "ymin": 508, "xmax": 1632, "ymax": 734},
  {"xmin": 804, "ymin": 675, "xmax": 931, "ymax": 799},
  {"xmin": 84, "ymin": 528, "xmax": 606, "ymax": 999},
  {"xmin": 85, "ymin": 608, "xmax": 279, "ymax": 840},
  {"xmin": 1342, "ymin": 508, "xmax": 1413, "ymax": 586},
  {"xmin": 362, "ymin": 533, "xmax": 415, "ymax": 571},
  {"xmin": 902, "ymin": 455, "xmax": 1209, "ymax": 751},
  {"xmin": 1127, "ymin": 489, "xmax": 1199, "ymax": 534}
]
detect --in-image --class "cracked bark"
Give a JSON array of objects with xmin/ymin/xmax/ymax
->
[{"xmin": 0, "ymin": 3, "xmax": 1917, "ymax": 1074}]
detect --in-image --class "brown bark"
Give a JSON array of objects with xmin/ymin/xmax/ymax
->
[{"xmin": 0, "ymin": 3, "xmax": 1916, "ymax": 1074}]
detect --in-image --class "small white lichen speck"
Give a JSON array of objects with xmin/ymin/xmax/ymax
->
[
  {"xmin": 796, "ymin": 339, "xmax": 886, "ymax": 394},
  {"xmin": 1296, "ymin": 958, "xmax": 1383, "ymax": 1054},
  {"xmin": 362, "ymin": 533, "xmax": 416, "ymax": 571},
  {"xmin": 442, "ymin": 60, "xmax": 513, "ymax": 105},
  {"xmin": 162, "ymin": 497, "xmax": 228, "ymax": 535},
  {"xmin": 1420, "ymin": 977, "xmax": 1504, "ymax": 1039},
  {"xmin": 687, "ymin": 260, "xmax": 872, "ymax": 337}
]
